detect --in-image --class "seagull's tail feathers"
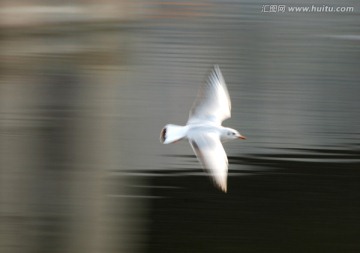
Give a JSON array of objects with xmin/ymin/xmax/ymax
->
[{"xmin": 160, "ymin": 124, "xmax": 187, "ymax": 144}]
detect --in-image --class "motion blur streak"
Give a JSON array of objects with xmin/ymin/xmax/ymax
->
[
  {"xmin": 1, "ymin": 1, "xmax": 360, "ymax": 253},
  {"xmin": 1, "ymin": 1, "xmax": 147, "ymax": 253}
]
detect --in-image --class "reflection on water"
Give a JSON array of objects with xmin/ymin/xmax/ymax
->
[{"xmin": 1, "ymin": 0, "xmax": 360, "ymax": 253}]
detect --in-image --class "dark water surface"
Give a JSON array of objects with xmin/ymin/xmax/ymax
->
[{"xmin": 1, "ymin": 1, "xmax": 360, "ymax": 252}]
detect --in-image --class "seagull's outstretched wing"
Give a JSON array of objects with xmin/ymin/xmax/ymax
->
[
  {"xmin": 187, "ymin": 65, "xmax": 231, "ymax": 125},
  {"xmin": 188, "ymin": 132, "xmax": 228, "ymax": 192}
]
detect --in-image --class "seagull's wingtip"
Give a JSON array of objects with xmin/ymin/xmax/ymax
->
[{"xmin": 216, "ymin": 180, "xmax": 227, "ymax": 193}]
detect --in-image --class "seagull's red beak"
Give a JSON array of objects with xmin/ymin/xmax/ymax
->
[{"xmin": 238, "ymin": 135, "xmax": 246, "ymax": 140}]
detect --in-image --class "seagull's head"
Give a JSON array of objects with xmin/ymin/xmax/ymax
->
[{"xmin": 224, "ymin": 128, "xmax": 246, "ymax": 141}]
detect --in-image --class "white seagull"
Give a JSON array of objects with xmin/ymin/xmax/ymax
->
[{"xmin": 160, "ymin": 65, "xmax": 246, "ymax": 192}]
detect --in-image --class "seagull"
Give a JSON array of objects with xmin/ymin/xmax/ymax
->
[{"xmin": 160, "ymin": 65, "xmax": 246, "ymax": 192}]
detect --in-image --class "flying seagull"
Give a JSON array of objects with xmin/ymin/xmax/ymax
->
[{"xmin": 160, "ymin": 65, "xmax": 246, "ymax": 192}]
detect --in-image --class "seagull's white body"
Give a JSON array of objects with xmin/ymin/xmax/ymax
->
[{"xmin": 160, "ymin": 65, "xmax": 245, "ymax": 192}]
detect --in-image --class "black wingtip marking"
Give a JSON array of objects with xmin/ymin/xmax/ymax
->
[
  {"xmin": 190, "ymin": 140, "xmax": 199, "ymax": 151},
  {"xmin": 160, "ymin": 127, "xmax": 167, "ymax": 143}
]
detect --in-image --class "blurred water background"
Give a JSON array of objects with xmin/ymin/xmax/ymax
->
[{"xmin": 1, "ymin": 1, "xmax": 360, "ymax": 252}]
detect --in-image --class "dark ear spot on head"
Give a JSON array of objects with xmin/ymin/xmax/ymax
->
[{"xmin": 160, "ymin": 127, "xmax": 167, "ymax": 143}]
